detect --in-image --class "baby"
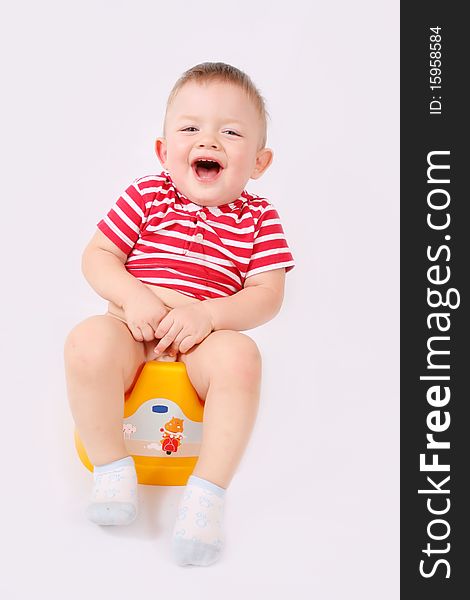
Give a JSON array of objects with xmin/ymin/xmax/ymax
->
[{"xmin": 64, "ymin": 62, "xmax": 294, "ymax": 567}]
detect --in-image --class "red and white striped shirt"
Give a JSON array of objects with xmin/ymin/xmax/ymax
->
[{"xmin": 97, "ymin": 171, "xmax": 295, "ymax": 301}]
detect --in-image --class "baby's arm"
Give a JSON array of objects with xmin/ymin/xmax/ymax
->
[
  {"xmin": 82, "ymin": 230, "xmax": 169, "ymax": 341},
  {"xmin": 153, "ymin": 268, "xmax": 285, "ymax": 355},
  {"xmin": 206, "ymin": 268, "xmax": 285, "ymax": 330}
]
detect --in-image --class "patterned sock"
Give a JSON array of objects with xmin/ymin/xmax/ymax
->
[
  {"xmin": 171, "ymin": 475, "xmax": 226, "ymax": 566},
  {"xmin": 86, "ymin": 456, "xmax": 138, "ymax": 526}
]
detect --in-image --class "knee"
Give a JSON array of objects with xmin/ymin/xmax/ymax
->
[
  {"xmin": 64, "ymin": 317, "xmax": 117, "ymax": 373},
  {"xmin": 208, "ymin": 331, "xmax": 261, "ymax": 383}
]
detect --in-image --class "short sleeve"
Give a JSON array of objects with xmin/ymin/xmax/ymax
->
[
  {"xmin": 96, "ymin": 180, "xmax": 148, "ymax": 255},
  {"xmin": 245, "ymin": 204, "xmax": 295, "ymax": 279}
]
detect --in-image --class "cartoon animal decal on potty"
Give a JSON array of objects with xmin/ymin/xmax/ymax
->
[
  {"xmin": 160, "ymin": 417, "xmax": 185, "ymax": 455},
  {"xmin": 120, "ymin": 397, "xmax": 202, "ymax": 459}
]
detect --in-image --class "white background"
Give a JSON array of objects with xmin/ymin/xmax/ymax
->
[{"xmin": 1, "ymin": 1, "xmax": 399, "ymax": 598}]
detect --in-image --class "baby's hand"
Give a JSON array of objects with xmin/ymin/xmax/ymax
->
[
  {"xmin": 121, "ymin": 285, "xmax": 169, "ymax": 342},
  {"xmin": 153, "ymin": 303, "xmax": 214, "ymax": 356}
]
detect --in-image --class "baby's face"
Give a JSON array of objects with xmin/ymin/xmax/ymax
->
[{"xmin": 156, "ymin": 81, "xmax": 272, "ymax": 207}]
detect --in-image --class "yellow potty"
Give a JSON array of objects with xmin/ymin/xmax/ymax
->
[{"xmin": 75, "ymin": 361, "xmax": 204, "ymax": 486}]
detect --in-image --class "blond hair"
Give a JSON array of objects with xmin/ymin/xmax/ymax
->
[{"xmin": 164, "ymin": 62, "xmax": 269, "ymax": 149}]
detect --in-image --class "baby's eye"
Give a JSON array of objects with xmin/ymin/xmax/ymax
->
[
  {"xmin": 181, "ymin": 127, "xmax": 198, "ymax": 132},
  {"xmin": 223, "ymin": 130, "xmax": 240, "ymax": 136}
]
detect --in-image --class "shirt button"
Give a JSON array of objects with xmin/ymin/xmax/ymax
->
[
  {"xmin": 195, "ymin": 233, "xmax": 204, "ymax": 242},
  {"xmin": 199, "ymin": 211, "xmax": 207, "ymax": 221}
]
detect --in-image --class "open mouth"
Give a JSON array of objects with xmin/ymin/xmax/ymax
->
[{"xmin": 192, "ymin": 159, "xmax": 223, "ymax": 183}]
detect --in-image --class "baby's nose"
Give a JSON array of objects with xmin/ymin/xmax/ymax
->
[{"xmin": 197, "ymin": 138, "xmax": 220, "ymax": 149}]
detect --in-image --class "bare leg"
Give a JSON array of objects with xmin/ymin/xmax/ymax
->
[
  {"xmin": 63, "ymin": 315, "xmax": 146, "ymax": 466},
  {"xmin": 181, "ymin": 330, "xmax": 262, "ymax": 489},
  {"xmin": 172, "ymin": 330, "xmax": 261, "ymax": 565}
]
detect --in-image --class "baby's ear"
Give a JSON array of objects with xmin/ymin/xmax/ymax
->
[
  {"xmin": 155, "ymin": 137, "xmax": 168, "ymax": 166},
  {"xmin": 251, "ymin": 147, "xmax": 273, "ymax": 180}
]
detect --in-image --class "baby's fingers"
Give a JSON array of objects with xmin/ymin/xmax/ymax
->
[
  {"xmin": 166, "ymin": 331, "xmax": 191, "ymax": 357},
  {"xmin": 154, "ymin": 314, "xmax": 173, "ymax": 339},
  {"xmin": 128, "ymin": 321, "xmax": 154, "ymax": 342},
  {"xmin": 150, "ymin": 305, "xmax": 171, "ymax": 330},
  {"xmin": 128, "ymin": 323, "xmax": 144, "ymax": 342},
  {"xmin": 140, "ymin": 322, "xmax": 158, "ymax": 342},
  {"xmin": 154, "ymin": 322, "xmax": 182, "ymax": 356},
  {"xmin": 178, "ymin": 335, "xmax": 197, "ymax": 355}
]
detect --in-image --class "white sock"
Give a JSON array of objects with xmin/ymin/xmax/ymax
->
[
  {"xmin": 171, "ymin": 475, "xmax": 226, "ymax": 566},
  {"xmin": 86, "ymin": 456, "xmax": 138, "ymax": 526}
]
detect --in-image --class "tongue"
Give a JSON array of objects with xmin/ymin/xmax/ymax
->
[{"xmin": 196, "ymin": 165, "xmax": 219, "ymax": 180}]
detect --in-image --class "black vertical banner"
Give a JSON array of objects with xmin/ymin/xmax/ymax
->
[{"xmin": 401, "ymin": 3, "xmax": 469, "ymax": 598}]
